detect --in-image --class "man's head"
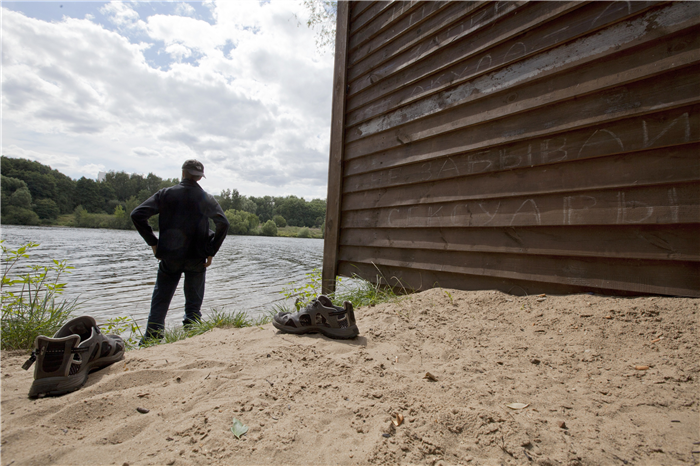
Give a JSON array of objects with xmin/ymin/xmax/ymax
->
[{"xmin": 182, "ymin": 159, "xmax": 205, "ymax": 181}]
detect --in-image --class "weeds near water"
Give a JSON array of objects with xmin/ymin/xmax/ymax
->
[
  {"xmin": 275, "ymin": 265, "xmax": 406, "ymax": 315},
  {"xmin": 106, "ymin": 308, "xmax": 276, "ymax": 350},
  {"xmin": 1, "ymin": 241, "xmax": 82, "ymax": 350},
  {"xmin": 100, "ymin": 315, "xmax": 142, "ymax": 350},
  {"xmin": 443, "ymin": 289, "xmax": 454, "ymax": 304}
]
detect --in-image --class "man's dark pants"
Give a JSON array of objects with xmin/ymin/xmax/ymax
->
[{"xmin": 141, "ymin": 258, "xmax": 206, "ymax": 343}]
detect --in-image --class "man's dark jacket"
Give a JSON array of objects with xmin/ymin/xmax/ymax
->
[{"xmin": 131, "ymin": 179, "xmax": 229, "ymax": 261}]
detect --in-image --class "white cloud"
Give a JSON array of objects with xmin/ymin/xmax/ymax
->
[
  {"xmin": 1, "ymin": 1, "xmax": 334, "ymax": 199},
  {"xmin": 100, "ymin": 1, "xmax": 145, "ymax": 31},
  {"xmin": 2, "ymin": 145, "xmax": 106, "ymax": 178},
  {"xmin": 132, "ymin": 147, "xmax": 162, "ymax": 158},
  {"xmin": 165, "ymin": 43, "xmax": 192, "ymax": 61},
  {"xmin": 175, "ymin": 3, "xmax": 196, "ymax": 17}
]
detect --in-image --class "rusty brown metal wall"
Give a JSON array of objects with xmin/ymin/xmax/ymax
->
[{"xmin": 323, "ymin": 1, "xmax": 700, "ymax": 297}]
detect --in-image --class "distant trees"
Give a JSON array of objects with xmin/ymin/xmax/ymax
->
[
  {"xmin": 33, "ymin": 199, "xmax": 60, "ymax": 220},
  {"xmin": 1, "ymin": 155, "xmax": 327, "ymax": 234},
  {"xmin": 75, "ymin": 177, "xmax": 103, "ymax": 213},
  {"xmin": 225, "ymin": 209, "xmax": 260, "ymax": 235},
  {"xmin": 1, "ymin": 157, "xmax": 75, "ymax": 216},
  {"xmin": 1, "ymin": 175, "xmax": 39, "ymax": 225},
  {"xmin": 215, "ymin": 191, "xmax": 326, "ymax": 230},
  {"xmin": 249, "ymin": 195, "xmax": 275, "ymax": 222},
  {"xmin": 260, "ymin": 220, "xmax": 278, "ymax": 236},
  {"xmin": 1, "ymin": 156, "xmax": 178, "ymax": 228},
  {"xmin": 273, "ymin": 215, "xmax": 287, "ymax": 227}
]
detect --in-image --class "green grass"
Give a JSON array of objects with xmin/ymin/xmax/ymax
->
[
  {"xmin": 276, "ymin": 226, "xmax": 323, "ymax": 239},
  {"xmin": 332, "ymin": 273, "xmax": 405, "ymax": 308},
  {"xmin": 1, "ymin": 241, "xmax": 82, "ymax": 350},
  {"xmin": 54, "ymin": 214, "xmax": 77, "ymax": 227},
  {"xmin": 274, "ymin": 267, "xmax": 406, "ymax": 315},
  {"xmin": 132, "ymin": 309, "xmax": 276, "ymax": 349},
  {"xmin": 1, "ymin": 296, "xmax": 80, "ymax": 350}
]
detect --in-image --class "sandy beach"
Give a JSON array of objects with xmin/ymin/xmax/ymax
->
[{"xmin": 2, "ymin": 288, "xmax": 698, "ymax": 465}]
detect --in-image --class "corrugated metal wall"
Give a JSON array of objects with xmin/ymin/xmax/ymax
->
[{"xmin": 323, "ymin": 1, "xmax": 700, "ymax": 297}]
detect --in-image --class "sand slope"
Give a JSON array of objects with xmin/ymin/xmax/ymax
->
[{"xmin": 1, "ymin": 289, "xmax": 698, "ymax": 465}]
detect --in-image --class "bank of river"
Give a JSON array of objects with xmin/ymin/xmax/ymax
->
[{"xmin": 1, "ymin": 225, "xmax": 324, "ymax": 329}]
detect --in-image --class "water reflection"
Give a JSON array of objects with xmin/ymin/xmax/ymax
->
[{"xmin": 1, "ymin": 225, "xmax": 323, "ymax": 329}]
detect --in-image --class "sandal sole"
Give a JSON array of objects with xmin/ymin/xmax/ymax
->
[
  {"xmin": 28, "ymin": 353, "xmax": 124, "ymax": 398},
  {"xmin": 272, "ymin": 320, "xmax": 359, "ymax": 339},
  {"xmin": 28, "ymin": 372, "xmax": 89, "ymax": 398}
]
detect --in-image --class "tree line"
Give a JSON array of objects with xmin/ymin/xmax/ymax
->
[{"xmin": 1, "ymin": 156, "xmax": 326, "ymax": 235}]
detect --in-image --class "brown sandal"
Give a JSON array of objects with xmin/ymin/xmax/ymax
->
[
  {"xmin": 273, "ymin": 295, "xmax": 359, "ymax": 339},
  {"xmin": 22, "ymin": 316, "xmax": 125, "ymax": 398}
]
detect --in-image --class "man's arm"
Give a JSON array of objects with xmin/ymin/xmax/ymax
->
[
  {"xmin": 131, "ymin": 193, "xmax": 161, "ymax": 248},
  {"xmin": 205, "ymin": 196, "xmax": 230, "ymax": 257}
]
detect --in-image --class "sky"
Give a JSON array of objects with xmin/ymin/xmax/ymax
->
[{"xmin": 1, "ymin": 1, "xmax": 335, "ymax": 199}]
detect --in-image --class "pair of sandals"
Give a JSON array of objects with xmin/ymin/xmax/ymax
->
[
  {"xmin": 273, "ymin": 295, "xmax": 359, "ymax": 339},
  {"xmin": 23, "ymin": 297, "xmax": 356, "ymax": 397},
  {"xmin": 22, "ymin": 316, "xmax": 125, "ymax": 398}
]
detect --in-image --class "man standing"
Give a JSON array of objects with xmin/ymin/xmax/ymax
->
[{"xmin": 131, "ymin": 159, "xmax": 229, "ymax": 343}]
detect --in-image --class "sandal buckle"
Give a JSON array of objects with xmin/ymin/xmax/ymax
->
[{"xmin": 22, "ymin": 351, "xmax": 37, "ymax": 371}]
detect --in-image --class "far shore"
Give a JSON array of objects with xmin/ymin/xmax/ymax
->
[{"xmin": 2, "ymin": 221, "xmax": 324, "ymax": 239}]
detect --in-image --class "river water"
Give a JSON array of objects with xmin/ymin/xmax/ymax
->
[{"xmin": 1, "ymin": 225, "xmax": 324, "ymax": 329}]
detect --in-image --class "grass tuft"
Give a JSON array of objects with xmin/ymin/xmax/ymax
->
[
  {"xmin": 1, "ymin": 241, "xmax": 81, "ymax": 350},
  {"xmin": 275, "ymin": 266, "xmax": 406, "ymax": 315},
  {"xmin": 120, "ymin": 308, "xmax": 275, "ymax": 350}
]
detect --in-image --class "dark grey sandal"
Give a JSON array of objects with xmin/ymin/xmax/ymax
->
[
  {"xmin": 22, "ymin": 316, "xmax": 125, "ymax": 398},
  {"xmin": 273, "ymin": 295, "xmax": 359, "ymax": 339}
]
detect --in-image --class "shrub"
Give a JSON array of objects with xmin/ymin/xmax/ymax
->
[
  {"xmin": 1, "ymin": 241, "xmax": 80, "ymax": 350},
  {"xmin": 297, "ymin": 227, "xmax": 311, "ymax": 238},
  {"xmin": 9, "ymin": 187, "xmax": 33, "ymax": 209},
  {"xmin": 260, "ymin": 219, "xmax": 277, "ymax": 236},
  {"xmin": 1, "ymin": 206, "xmax": 40, "ymax": 225},
  {"xmin": 273, "ymin": 215, "xmax": 287, "ymax": 227},
  {"xmin": 73, "ymin": 205, "xmax": 114, "ymax": 228},
  {"xmin": 225, "ymin": 209, "xmax": 260, "ymax": 235},
  {"xmin": 33, "ymin": 198, "xmax": 60, "ymax": 220}
]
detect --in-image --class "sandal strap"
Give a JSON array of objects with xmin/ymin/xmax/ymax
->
[{"xmin": 22, "ymin": 346, "xmax": 89, "ymax": 371}]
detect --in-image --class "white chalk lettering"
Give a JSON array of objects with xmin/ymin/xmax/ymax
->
[
  {"xmin": 668, "ymin": 187, "xmax": 679, "ymax": 223},
  {"xmin": 428, "ymin": 206, "xmax": 443, "ymax": 226},
  {"xmin": 478, "ymin": 201, "xmax": 501, "ymax": 225},
  {"xmin": 504, "ymin": 42, "xmax": 527, "ymax": 62},
  {"xmin": 578, "ymin": 129, "xmax": 624, "ymax": 157},
  {"xmin": 476, "ymin": 54, "xmax": 492, "ymax": 73},
  {"xmin": 437, "ymin": 157, "xmax": 460, "ymax": 177},
  {"xmin": 471, "ymin": 7, "xmax": 488, "ymax": 28},
  {"xmin": 617, "ymin": 192, "xmax": 653, "ymax": 224},
  {"xmin": 468, "ymin": 152, "xmax": 493, "ymax": 174},
  {"xmin": 592, "ymin": 1, "xmax": 632, "ymax": 27},
  {"xmin": 642, "ymin": 113, "xmax": 690, "ymax": 148},
  {"xmin": 511, "ymin": 199, "xmax": 541, "ymax": 226},
  {"xmin": 409, "ymin": 85, "xmax": 425, "ymax": 98},
  {"xmin": 421, "ymin": 162, "xmax": 432, "ymax": 181},
  {"xmin": 541, "ymin": 137, "xmax": 567, "ymax": 163},
  {"xmin": 563, "ymin": 195, "xmax": 597, "ymax": 225},
  {"xmin": 540, "ymin": 26, "xmax": 570, "ymax": 45},
  {"xmin": 500, "ymin": 144, "xmax": 532, "ymax": 170},
  {"xmin": 387, "ymin": 208, "xmax": 400, "ymax": 227}
]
